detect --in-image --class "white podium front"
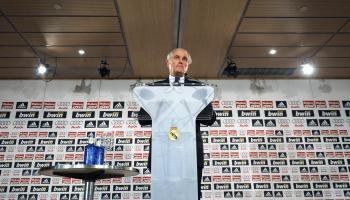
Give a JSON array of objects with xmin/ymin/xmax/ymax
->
[{"xmin": 133, "ymin": 86, "xmax": 214, "ymax": 200}]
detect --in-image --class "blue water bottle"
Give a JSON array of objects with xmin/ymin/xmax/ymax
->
[
  {"xmin": 95, "ymin": 138, "xmax": 105, "ymax": 165},
  {"xmin": 83, "ymin": 136, "xmax": 96, "ymax": 165}
]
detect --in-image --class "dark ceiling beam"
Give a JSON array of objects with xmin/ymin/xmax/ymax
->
[{"xmin": 173, "ymin": 0, "xmax": 187, "ymax": 48}]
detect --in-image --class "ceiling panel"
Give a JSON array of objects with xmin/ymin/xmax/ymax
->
[
  {"xmin": 234, "ymin": 33, "xmax": 330, "ymax": 46},
  {"xmin": 293, "ymin": 67, "xmax": 350, "ymax": 78},
  {"xmin": 117, "ymin": 0, "xmax": 173, "ymax": 78},
  {"xmin": 54, "ymin": 58, "xmax": 127, "ymax": 69},
  {"xmin": 35, "ymin": 46, "xmax": 127, "ymax": 57},
  {"xmin": 327, "ymin": 34, "xmax": 350, "ymax": 46},
  {"xmin": 314, "ymin": 58, "xmax": 350, "ymax": 68},
  {"xmin": 235, "ymin": 58, "xmax": 298, "ymax": 68},
  {"xmin": 10, "ymin": 17, "xmax": 120, "ymax": 32},
  {"xmin": 229, "ymin": 47, "xmax": 317, "ymax": 58},
  {"xmin": 246, "ymin": 0, "xmax": 350, "ymax": 17},
  {"xmin": 0, "ymin": 0, "xmax": 117, "ymax": 16},
  {"xmin": 54, "ymin": 65, "xmax": 133, "ymax": 79},
  {"xmin": 239, "ymin": 18, "xmax": 346, "ymax": 33},
  {"xmin": 23, "ymin": 33, "xmax": 124, "ymax": 46},
  {"xmin": 182, "ymin": 0, "xmax": 247, "ymax": 77},
  {"xmin": 340, "ymin": 22, "xmax": 350, "ymax": 32},
  {"xmin": 0, "ymin": 58, "xmax": 38, "ymax": 68},
  {"xmin": 0, "ymin": 17, "xmax": 14, "ymax": 32},
  {"xmin": 0, "ymin": 68, "xmax": 36, "ymax": 79},
  {"xmin": 315, "ymin": 47, "xmax": 350, "ymax": 57},
  {"xmin": 1, "ymin": 1, "xmax": 350, "ymax": 79},
  {"xmin": 0, "ymin": 47, "xmax": 37, "ymax": 57},
  {"xmin": 0, "ymin": 33, "xmax": 26, "ymax": 45}
]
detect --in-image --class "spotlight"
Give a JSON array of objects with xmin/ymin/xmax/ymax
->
[
  {"xmin": 301, "ymin": 63, "xmax": 314, "ymax": 75},
  {"xmin": 222, "ymin": 58, "xmax": 240, "ymax": 78},
  {"xmin": 36, "ymin": 63, "xmax": 48, "ymax": 75},
  {"xmin": 98, "ymin": 58, "xmax": 110, "ymax": 78},
  {"xmin": 300, "ymin": 58, "xmax": 315, "ymax": 76}
]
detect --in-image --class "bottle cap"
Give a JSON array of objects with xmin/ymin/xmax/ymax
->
[
  {"xmin": 88, "ymin": 136, "xmax": 95, "ymax": 144},
  {"xmin": 95, "ymin": 138, "xmax": 102, "ymax": 146}
]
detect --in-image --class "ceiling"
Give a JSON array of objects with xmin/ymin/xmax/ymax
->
[{"xmin": 0, "ymin": 0, "xmax": 350, "ymax": 79}]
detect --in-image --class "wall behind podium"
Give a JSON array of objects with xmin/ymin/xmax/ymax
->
[{"xmin": 0, "ymin": 79, "xmax": 349, "ymax": 200}]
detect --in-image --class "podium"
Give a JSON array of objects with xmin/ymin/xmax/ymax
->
[
  {"xmin": 39, "ymin": 164, "xmax": 139, "ymax": 200},
  {"xmin": 133, "ymin": 86, "xmax": 214, "ymax": 200}
]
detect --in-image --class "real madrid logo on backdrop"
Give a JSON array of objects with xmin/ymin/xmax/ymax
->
[{"xmin": 168, "ymin": 126, "xmax": 180, "ymax": 141}]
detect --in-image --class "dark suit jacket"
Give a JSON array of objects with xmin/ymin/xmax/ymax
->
[{"xmin": 137, "ymin": 78, "xmax": 216, "ymax": 169}]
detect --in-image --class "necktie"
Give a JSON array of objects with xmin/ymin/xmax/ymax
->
[{"xmin": 174, "ymin": 76, "xmax": 180, "ymax": 85}]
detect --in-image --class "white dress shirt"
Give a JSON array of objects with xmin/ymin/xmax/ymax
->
[{"xmin": 169, "ymin": 75, "xmax": 185, "ymax": 85}]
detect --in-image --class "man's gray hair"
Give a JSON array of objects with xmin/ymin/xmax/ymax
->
[{"xmin": 166, "ymin": 48, "xmax": 192, "ymax": 64}]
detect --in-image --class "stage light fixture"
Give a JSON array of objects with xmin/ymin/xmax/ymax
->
[
  {"xmin": 98, "ymin": 58, "xmax": 110, "ymax": 78},
  {"xmin": 222, "ymin": 58, "xmax": 240, "ymax": 78},
  {"xmin": 36, "ymin": 63, "xmax": 48, "ymax": 75},
  {"xmin": 300, "ymin": 58, "xmax": 315, "ymax": 76}
]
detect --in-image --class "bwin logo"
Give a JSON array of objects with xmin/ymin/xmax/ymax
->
[
  {"xmin": 45, "ymin": 112, "xmax": 66, "ymax": 118},
  {"xmin": 293, "ymin": 110, "xmax": 314, "ymax": 117},
  {"xmin": 265, "ymin": 110, "xmax": 286, "ymax": 117},
  {"xmin": 128, "ymin": 111, "xmax": 138, "ymax": 118},
  {"xmin": 0, "ymin": 112, "xmax": 10, "ymax": 118},
  {"xmin": 16, "ymin": 111, "xmax": 38, "ymax": 118},
  {"xmin": 100, "ymin": 111, "xmax": 120, "ymax": 118},
  {"xmin": 215, "ymin": 110, "xmax": 232, "ymax": 117},
  {"xmin": 319, "ymin": 110, "xmax": 340, "ymax": 117},
  {"xmin": 73, "ymin": 111, "xmax": 94, "ymax": 118},
  {"xmin": 239, "ymin": 110, "xmax": 259, "ymax": 117}
]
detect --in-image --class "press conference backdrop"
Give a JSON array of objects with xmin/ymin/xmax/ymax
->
[{"xmin": 0, "ymin": 79, "xmax": 350, "ymax": 200}]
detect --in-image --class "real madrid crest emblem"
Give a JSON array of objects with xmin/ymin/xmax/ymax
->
[{"xmin": 168, "ymin": 126, "xmax": 180, "ymax": 141}]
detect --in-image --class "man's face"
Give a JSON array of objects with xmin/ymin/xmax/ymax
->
[{"xmin": 167, "ymin": 49, "xmax": 190, "ymax": 76}]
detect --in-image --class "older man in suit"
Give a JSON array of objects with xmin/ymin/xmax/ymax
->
[{"xmin": 138, "ymin": 48, "xmax": 216, "ymax": 199}]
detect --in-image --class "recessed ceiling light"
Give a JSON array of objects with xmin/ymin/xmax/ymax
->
[
  {"xmin": 299, "ymin": 5, "xmax": 309, "ymax": 13},
  {"xmin": 269, "ymin": 49, "xmax": 277, "ymax": 55},
  {"xmin": 78, "ymin": 49, "xmax": 85, "ymax": 55},
  {"xmin": 53, "ymin": 3, "xmax": 63, "ymax": 10}
]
